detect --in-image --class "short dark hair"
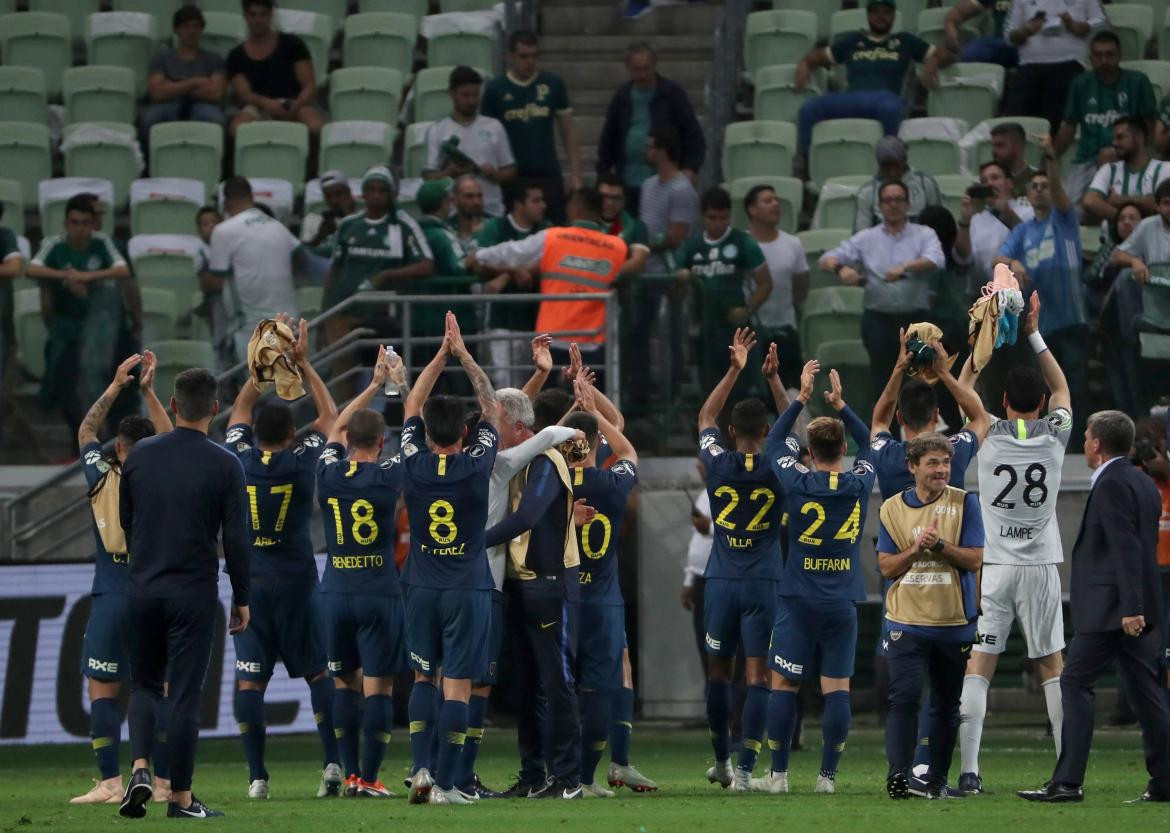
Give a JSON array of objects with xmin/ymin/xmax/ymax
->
[
  {"xmin": 878, "ymin": 179, "xmax": 910, "ymax": 202},
  {"xmin": 906, "ymin": 432, "xmax": 953, "ymax": 465},
  {"xmin": 562, "ymin": 411, "xmax": 599, "ymax": 450},
  {"xmin": 506, "ymin": 179, "xmax": 543, "ymax": 210},
  {"xmin": 897, "ymin": 378, "xmax": 938, "ymax": 431},
  {"xmin": 174, "ymin": 6, "xmax": 205, "ymax": 28},
  {"xmin": 422, "ymin": 395, "xmax": 467, "ymax": 447},
  {"xmin": 1029, "ymin": 169, "xmax": 1049, "ymax": 184},
  {"xmin": 625, "ymin": 40, "xmax": 655, "ymax": 61},
  {"xmin": 597, "ymin": 172, "xmax": 624, "ymax": 190},
  {"xmin": 990, "ymin": 122, "xmax": 1026, "ymax": 143},
  {"xmin": 1156, "ymin": 179, "xmax": 1170, "ymax": 203},
  {"xmin": 648, "ymin": 125, "xmax": 681, "ymax": 165},
  {"xmin": 1003, "ymin": 365, "xmax": 1048, "ymax": 413},
  {"xmin": 806, "ymin": 416, "xmax": 845, "ymax": 464},
  {"xmin": 223, "ymin": 175, "xmax": 252, "ymax": 202},
  {"xmin": 242, "ymin": 0, "xmax": 274, "ymax": 10},
  {"xmin": 196, "ymin": 205, "xmax": 220, "ymax": 224},
  {"xmin": 1087, "ymin": 409, "xmax": 1135, "ymax": 457},
  {"xmin": 533, "ymin": 388, "xmax": 573, "ymax": 431},
  {"xmin": 254, "ymin": 403, "xmax": 294, "ymax": 445},
  {"xmin": 65, "ymin": 194, "xmax": 96, "ymax": 217},
  {"xmin": 117, "ymin": 415, "xmax": 156, "ymax": 449},
  {"xmin": 730, "ymin": 398, "xmax": 768, "ymax": 439},
  {"xmin": 347, "ymin": 408, "xmax": 385, "ymax": 450},
  {"xmin": 744, "ymin": 183, "xmax": 775, "ymax": 216},
  {"xmin": 978, "ymin": 160, "xmax": 1007, "ymax": 179},
  {"xmin": 1114, "ymin": 114, "xmax": 1147, "ymax": 140},
  {"xmin": 448, "ymin": 65, "xmax": 483, "ymax": 90},
  {"xmin": 571, "ymin": 186, "xmax": 604, "ymax": 219},
  {"xmin": 1090, "ymin": 29, "xmax": 1121, "ymax": 49},
  {"xmin": 508, "ymin": 30, "xmax": 538, "ymax": 52},
  {"xmin": 173, "ymin": 368, "xmax": 218, "ymax": 421},
  {"xmin": 700, "ymin": 186, "xmax": 731, "ymax": 213}
]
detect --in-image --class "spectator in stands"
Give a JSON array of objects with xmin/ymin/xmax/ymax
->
[
  {"xmin": 628, "ymin": 125, "xmax": 699, "ymax": 407},
  {"xmin": 473, "ymin": 180, "xmax": 550, "ymax": 387},
  {"xmin": 1054, "ymin": 31, "xmax": 1157, "ymax": 212},
  {"xmin": 794, "ymin": 0, "xmax": 953, "ymax": 153},
  {"xmin": 227, "ymin": 0, "xmax": 325, "ymax": 138},
  {"xmin": 424, "ymin": 65, "xmax": 517, "ymax": 218},
  {"xmin": 1086, "ymin": 202, "xmax": 1141, "ymax": 413},
  {"xmin": 1108, "ymin": 181, "xmax": 1170, "ymax": 285},
  {"xmin": 139, "ymin": 7, "xmax": 227, "ymax": 150},
  {"xmin": 990, "ymin": 122, "xmax": 1039, "ymax": 198},
  {"xmin": 954, "ymin": 161, "xmax": 1034, "ymax": 285},
  {"xmin": 1155, "ymin": 95, "xmax": 1170, "ymax": 158},
  {"xmin": 481, "ymin": 31, "xmax": 582, "ymax": 223},
  {"xmin": 853, "ymin": 136, "xmax": 943, "ymax": 232},
  {"xmin": 193, "ymin": 205, "xmax": 229, "ymax": 370},
  {"xmin": 1003, "ymin": 0, "xmax": 1106, "ymax": 134},
  {"xmin": 301, "ymin": 171, "xmax": 356, "ymax": 257},
  {"xmin": 995, "ymin": 134, "xmax": 1088, "ymax": 440},
  {"xmin": 819, "ymin": 180, "xmax": 946, "ymax": 379},
  {"xmin": 416, "ymin": 178, "xmax": 470, "ymax": 279},
  {"xmin": 1082, "ymin": 117, "xmax": 1169, "ymax": 224},
  {"xmin": 453, "ymin": 175, "xmax": 486, "ymax": 249},
  {"xmin": 596, "ymin": 41, "xmax": 705, "ymax": 215},
  {"xmin": 916, "ymin": 205, "xmax": 970, "ymax": 428},
  {"xmin": 209, "ymin": 176, "xmax": 302, "ymax": 363},
  {"xmin": 27, "ymin": 195, "xmax": 138, "ymax": 453},
  {"xmin": 944, "ymin": 0, "xmax": 1018, "ymax": 67},
  {"xmin": 745, "ymin": 184, "xmax": 806, "ymax": 391},
  {"xmin": 598, "ymin": 173, "xmax": 651, "ymax": 275},
  {"xmin": 0, "ymin": 208, "xmax": 24, "ymax": 441}
]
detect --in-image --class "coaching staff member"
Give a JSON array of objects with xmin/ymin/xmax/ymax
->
[
  {"xmin": 117, "ymin": 368, "xmax": 251, "ymax": 820},
  {"xmin": 1020, "ymin": 411, "xmax": 1170, "ymax": 803}
]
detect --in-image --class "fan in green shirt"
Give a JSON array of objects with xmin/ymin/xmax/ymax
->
[
  {"xmin": 473, "ymin": 180, "xmax": 550, "ymax": 333},
  {"xmin": 598, "ymin": 173, "xmax": 652, "ymax": 276},
  {"xmin": 0, "ymin": 223, "xmax": 24, "ymax": 401},
  {"xmin": 408, "ymin": 177, "xmax": 478, "ymax": 337}
]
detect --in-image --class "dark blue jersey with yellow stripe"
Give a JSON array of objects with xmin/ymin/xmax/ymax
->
[{"xmin": 571, "ymin": 460, "xmax": 638, "ymax": 605}]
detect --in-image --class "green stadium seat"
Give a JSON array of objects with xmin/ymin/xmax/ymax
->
[
  {"xmin": 916, "ymin": 6, "xmax": 980, "ymax": 49},
  {"xmin": 414, "ymin": 65, "xmax": 488, "ymax": 123},
  {"xmin": 812, "ymin": 175, "xmax": 871, "ymax": 230},
  {"xmin": 330, "ymin": 67, "xmax": 405, "ymax": 124},
  {"xmin": 0, "ymin": 123, "xmax": 51, "ymax": 210},
  {"xmin": 192, "ymin": 0, "xmax": 245, "ymax": 12},
  {"xmin": 150, "ymin": 122, "xmax": 223, "ymax": 199},
  {"xmin": 968, "ymin": 116, "xmax": 1050, "ymax": 170},
  {"xmin": 927, "ymin": 63, "xmax": 1004, "ymax": 124},
  {"xmin": 1122, "ymin": 58, "xmax": 1170, "ymax": 100},
  {"xmin": 275, "ymin": 8, "xmax": 332, "ymax": 87},
  {"xmin": 753, "ymin": 64, "xmax": 820, "ymax": 124},
  {"xmin": 800, "ymin": 286, "xmax": 865, "ymax": 360},
  {"xmin": 729, "ymin": 175, "xmax": 802, "ymax": 234},
  {"xmin": 441, "ymin": 0, "xmax": 498, "ymax": 9},
  {"xmin": 38, "ymin": 177, "xmax": 115, "ymax": 236},
  {"xmin": 130, "ymin": 178, "xmax": 206, "ymax": 237},
  {"xmin": 0, "ymin": 13, "xmax": 72, "ymax": 100},
  {"xmin": 62, "ymin": 123, "xmax": 143, "ymax": 210},
  {"xmin": 1160, "ymin": 7, "xmax": 1170, "ymax": 60},
  {"xmin": 1080, "ymin": 225, "xmax": 1103, "ymax": 259},
  {"xmin": 129, "ymin": 236, "xmax": 203, "ymax": 305},
  {"xmin": 139, "ymin": 287, "xmax": 179, "ymax": 344},
  {"xmin": 319, "ymin": 121, "xmax": 395, "ymax": 179},
  {"xmin": 151, "ymin": 340, "xmax": 217, "ymax": 398},
  {"xmin": 808, "ymin": 118, "xmax": 882, "ymax": 189},
  {"xmin": 427, "ymin": 30, "xmax": 496, "ymax": 74},
  {"xmin": 200, "ymin": 11, "xmax": 246, "ymax": 58},
  {"xmin": 63, "ymin": 65, "xmax": 137, "ymax": 126},
  {"xmin": 809, "ymin": 338, "xmax": 873, "ymax": 420},
  {"xmin": 1107, "ymin": 4, "xmax": 1155, "ymax": 61},
  {"xmin": 722, "ymin": 120, "xmax": 796, "ymax": 181},
  {"xmin": 0, "ymin": 0, "xmax": 15, "ymax": 12},
  {"xmin": 404, "ymin": 121, "xmax": 433, "ymax": 179},
  {"xmin": 14, "ymin": 286, "xmax": 47, "ymax": 379},
  {"xmin": 935, "ymin": 174, "xmax": 974, "ymax": 220},
  {"xmin": 113, "ymin": 0, "xmax": 182, "ymax": 16},
  {"xmin": 28, "ymin": 0, "xmax": 98, "ymax": 46},
  {"xmin": 0, "ymin": 179, "xmax": 24, "ymax": 236},
  {"xmin": 297, "ymin": 285, "xmax": 324, "ymax": 320},
  {"xmin": 1138, "ymin": 276, "xmax": 1170, "ymax": 359},
  {"xmin": 744, "ymin": 11, "xmax": 818, "ymax": 78},
  {"xmin": 0, "ymin": 67, "xmax": 48, "ymax": 125},
  {"xmin": 830, "ymin": 8, "xmax": 902, "ymax": 42},
  {"xmin": 797, "ymin": 228, "xmax": 851, "ymax": 290},
  {"xmin": 343, "ymin": 13, "xmax": 418, "ymax": 77},
  {"xmin": 280, "ymin": 0, "xmax": 347, "ymax": 32},
  {"xmin": 235, "ymin": 121, "xmax": 310, "ymax": 193},
  {"xmin": 359, "ymin": 0, "xmax": 428, "ymax": 14},
  {"xmin": 770, "ymin": 0, "xmax": 838, "ymax": 39},
  {"xmin": 86, "ymin": 12, "xmax": 159, "ymax": 99},
  {"xmin": 898, "ymin": 117, "xmax": 967, "ymax": 176}
]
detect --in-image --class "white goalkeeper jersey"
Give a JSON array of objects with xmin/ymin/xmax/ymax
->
[{"xmin": 976, "ymin": 408, "xmax": 1073, "ymax": 566}]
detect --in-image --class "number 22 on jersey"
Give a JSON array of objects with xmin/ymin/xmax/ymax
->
[{"xmin": 713, "ymin": 485, "xmax": 776, "ymax": 549}]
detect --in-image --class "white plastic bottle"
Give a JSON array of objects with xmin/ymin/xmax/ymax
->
[{"xmin": 384, "ymin": 346, "xmax": 400, "ymax": 396}]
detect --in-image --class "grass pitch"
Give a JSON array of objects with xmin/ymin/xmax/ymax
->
[{"xmin": 4, "ymin": 723, "xmax": 1163, "ymax": 832}]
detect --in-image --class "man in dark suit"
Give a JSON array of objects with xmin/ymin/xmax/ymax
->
[{"xmin": 1019, "ymin": 410, "xmax": 1170, "ymax": 803}]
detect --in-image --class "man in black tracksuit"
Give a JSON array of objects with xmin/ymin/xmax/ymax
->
[{"xmin": 117, "ymin": 368, "xmax": 251, "ymax": 820}]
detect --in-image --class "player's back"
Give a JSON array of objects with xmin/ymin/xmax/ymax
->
[
  {"xmin": 977, "ymin": 410, "xmax": 1071, "ymax": 566},
  {"xmin": 700, "ymin": 428, "xmax": 783, "ymax": 581},
  {"xmin": 226, "ymin": 423, "xmax": 323, "ymax": 580},
  {"xmin": 869, "ymin": 429, "xmax": 979, "ymax": 500},
  {"xmin": 571, "ymin": 460, "xmax": 638, "ymax": 604},
  {"xmin": 399, "ymin": 416, "xmax": 498, "ymax": 590}
]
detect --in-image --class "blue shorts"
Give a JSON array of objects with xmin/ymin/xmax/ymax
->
[
  {"xmin": 404, "ymin": 585, "xmax": 491, "ymax": 680},
  {"xmin": 577, "ymin": 604, "xmax": 625, "ymax": 690},
  {"xmin": 769, "ymin": 595, "xmax": 857, "ymax": 681},
  {"xmin": 702, "ymin": 577, "xmax": 778, "ymax": 658},
  {"xmin": 476, "ymin": 590, "xmax": 506, "ymax": 686},
  {"xmin": 233, "ymin": 577, "xmax": 326, "ymax": 681},
  {"xmin": 81, "ymin": 593, "xmax": 129, "ymax": 681},
  {"xmin": 320, "ymin": 591, "xmax": 406, "ymax": 678}
]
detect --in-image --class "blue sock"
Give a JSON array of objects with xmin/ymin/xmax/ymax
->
[
  {"xmin": 706, "ymin": 680, "xmax": 732, "ymax": 761},
  {"xmin": 408, "ymin": 680, "xmax": 438, "ymax": 775},
  {"xmin": 820, "ymin": 691, "xmax": 851, "ymax": 778},
  {"xmin": 332, "ymin": 687, "xmax": 361, "ymax": 779},
  {"xmin": 580, "ymin": 689, "xmax": 612, "ymax": 785},
  {"xmin": 153, "ymin": 698, "xmax": 170, "ymax": 780},
  {"xmin": 360, "ymin": 694, "xmax": 393, "ymax": 784},
  {"xmin": 737, "ymin": 685, "xmax": 769, "ymax": 774},
  {"xmin": 609, "ymin": 687, "xmax": 634, "ymax": 766},
  {"xmin": 435, "ymin": 699, "xmax": 469, "ymax": 791},
  {"xmin": 454, "ymin": 694, "xmax": 487, "ymax": 789},
  {"xmin": 90, "ymin": 697, "xmax": 122, "ymax": 780},
  {"xmin": 234, "ymin": 689, "xmax": 267, "ymax": 782},
  {"xmin": 767, "ymin": 690, "xmax": 798, "ymax": 773},
  {"xmin": 309, "ymin": 676, "xmax": 339, "ymax": 769}
]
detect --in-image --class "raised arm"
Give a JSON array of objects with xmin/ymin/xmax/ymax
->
[
  {"xmin": 284, "ymin": 316, "xmax": 338, "ymax": 435},
  {"xmin": 698, "ymin": 327, "xmax": 756, "ymax": 432},
  {"xmin": 871, "ymin": 327, "xmax": 911, "ymax": 439},
  {"xmin": 446, "ymin": 310, "xmax": 497, "ymax": 428},
  {"xmin": 404, "ymin": 332, "xmax": 450, "ymax": 422},
  {"xmin": 522, "ymin": 333, "xmax": 553, "ymax": 402},
  {"xmin": 328, "ymin": 346, "xmax": 400, "ymax": 447},
  {"xmin": 1036, "ymin": 133, "xmax": 1071, "ymax": 214},
  {"xmin": 228, "ymin": 373, "xmax": 262, "ymax": 428},
  {"xmin": 822, "ymin": 367, "xmax": 870, "ymax": 449},
  {"xmin": 569, "ymin": 342, "xmax": 624, "ymax": 430},
  {"xmin": 1023, "ymin": 292, "xmax": 1071, "ymax": 413},
  {"xmin": 767, "ymin": 359, "xmax": 818, "ymax": 456},
  {"xmin": 79, "ymin": 353, "xmax": 142, "ymax": 448},
  {"xmin": 761, "ymin": 341, "xmax": 790, "ymax": 415},
  {"xmin": 576, "ymin": 377, "xmax": 636, "ymax": 464},
  {"xmin": 137, "ymin": 350, "xmax": 172, "ymax": 435},
  {"xmin": 931, "ymin": 340, "xmax": 990, "ymax": 443}
]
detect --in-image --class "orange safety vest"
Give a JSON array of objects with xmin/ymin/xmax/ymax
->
[{"xmin": 535, "ymin": 225, "xmax": 627, "ymax": 343}]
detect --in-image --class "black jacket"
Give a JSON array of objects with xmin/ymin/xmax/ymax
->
[
  {"xmin": 596, "ymin": 74, "xmax": 706, "ymax": 176},
  {"xmin": 1069, "ymin": 458, "xmax": 1163, "ymax": 633}
]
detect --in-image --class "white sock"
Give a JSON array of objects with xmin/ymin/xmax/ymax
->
[
  {"xmin": 959, "ymin": 674, "xmax": 990, "ymax": 776},
  {"xmin": 1042, "ymin": 676, "xmax": 1063, "ymax": 758}
]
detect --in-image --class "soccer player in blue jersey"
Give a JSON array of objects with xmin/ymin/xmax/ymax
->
[
  {"xmin": 224, "ymin": 316, "xmax": 341, "ymax": 799},
  {"xmin": 562, "ymin": 377, "xmax": 640, "ymax": 798},
  {"xmin": 757, "ymin": 361, "xmax": 875, "ymax": 794},
  {"xmin": 72, "ymin": 351, "xmax": 172, "ymax": 805},
  {"xmin": 316, "ymin": 347, "xmax": 407, "ymax": 799},
  {"xmin": 400, "ymin": 312, "xmax": 499, "ymax": 806},
  {"xmin": 697, "ymin": 327, "xmax": 791, "ymax": 791}
]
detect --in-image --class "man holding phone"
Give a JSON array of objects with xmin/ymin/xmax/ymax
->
[{"xmin": 955, "ymin": 160, "xmax": 1034, "ymax": 283}]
